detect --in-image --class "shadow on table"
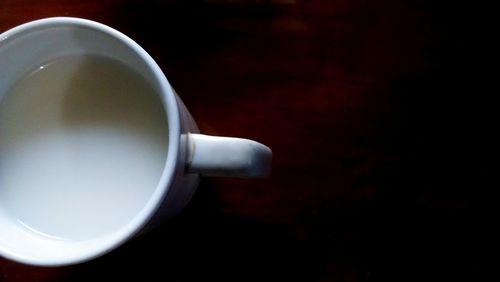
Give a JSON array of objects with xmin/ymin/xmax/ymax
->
[{"xmin": 66, "ymin": 178, "xmax": 325, "ymax": 282}]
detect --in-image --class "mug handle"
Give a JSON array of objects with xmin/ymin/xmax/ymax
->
[{"xmin": 185, "ymin": 134, "xmax": 272, "ymax": 178}]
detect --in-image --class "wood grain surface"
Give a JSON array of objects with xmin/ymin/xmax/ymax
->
[{"xmin": 0, "ymin": 0, "xmax": 494, "ymax": 281}]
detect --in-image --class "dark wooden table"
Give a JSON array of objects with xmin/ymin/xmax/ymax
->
[{"xmin": 0, "ymin": 1, "xmax": 493, "ymax": 281}]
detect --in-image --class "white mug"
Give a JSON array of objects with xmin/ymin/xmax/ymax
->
[{"xmin": 0, "ymin": 17, "xmax": 271, "ymax": 266}]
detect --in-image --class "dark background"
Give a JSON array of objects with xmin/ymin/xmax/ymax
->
[{"xmin": 0, "ymin": 0, "xmax": 494, "ymax": 281}]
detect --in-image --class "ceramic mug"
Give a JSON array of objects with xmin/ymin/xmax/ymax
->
[{"xmin": 0, "ymin": 17, "xmax": 271, "ymax": 266}]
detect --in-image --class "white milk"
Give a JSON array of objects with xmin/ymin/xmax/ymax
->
[{"xmin": 0, "ymin": 55, "xmax": 168, "ymax": 240}]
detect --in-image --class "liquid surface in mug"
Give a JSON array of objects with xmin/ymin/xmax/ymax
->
[{"xmin": 0, "ymin": 55, "xmax": 168, "ymax": 240}]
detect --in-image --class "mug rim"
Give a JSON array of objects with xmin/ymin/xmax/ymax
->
[{"xmin": 0, "ymin": 17, "xmax": 181, "ymax": 266}]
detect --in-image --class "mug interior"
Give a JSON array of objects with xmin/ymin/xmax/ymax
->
[{"xmin": 0, "ymin": 18, "xmax": 179, "ymax": 265}]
